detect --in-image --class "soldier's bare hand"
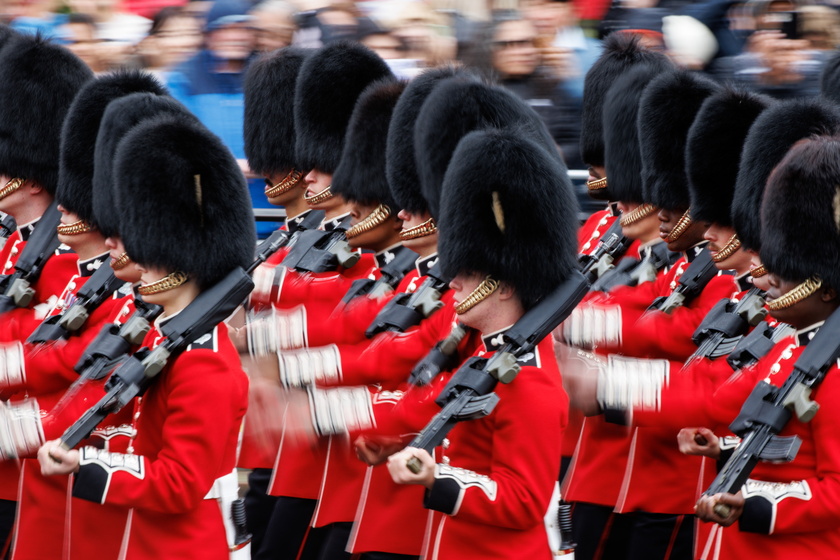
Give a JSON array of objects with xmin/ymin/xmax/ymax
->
[
  {"xmin": 677, "ymin": 427, "xmax": 720, "ymax": 459},
  {"xmin": 354, "ymin": 435, "xmax": 405, "ymax": 465},
  {"xmin": 695, "ymin": 492, "xmax": 743, "ymax": 526},
  {"xmin": 38, "ymin": 440, "xmax": 80, "ymax": 476},
  {"xmin": 387, "ymin": 447, "xmax": 435, "ymax": 488}
]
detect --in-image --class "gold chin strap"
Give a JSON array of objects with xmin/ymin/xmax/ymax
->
[
  {"xmin": 712, "ymin": 234, "xmax": 742, "ymax": 263},
  {"xmin": 767, "ymin": 276, "xmax": 822, "ymax": 311},
  {"xmin": 345, "ymin": 204, "xmax": 391, "ymax": 239},
  {"xmin": 56, "ymin": 219, "xmax": 95, "ymax": 236},
  {"xmin": 665, "ymin": 209, "xmax": 693, "ymax": 243},
  {"xmin": 265, "ymin": 169, "xmax": 304, "ymax": 198},
  {"xmin": 751, "ymin": 264, "xmax": 768, "ymax": 278},
  {"xmin": 619, "ymin": 203, "xmax": 657, "ymax": 228},
  {"xmin": 399, "ymin": 217, "xmax": 437, "ymax": 241},
  {"xmin": 455, "ymin": 276, "xmax": 500, "ymax": 315},
  {"xmin": 304, "ymin": 185, "xmax": 334, "ymax": 205},
  {"xmin": 111, "ymin": 252, "xmax": 131, "ymax": 271},
  {"xmin": 0, "ymin": 178, "xmax": 24, "ymax": 201},
  {"xmin": 137, "ymin": 271, "xmax": 189, "ymax": 296},
  {"xmin": 586, "ymin": 176, "xmax": 608, "ymax": 191}
]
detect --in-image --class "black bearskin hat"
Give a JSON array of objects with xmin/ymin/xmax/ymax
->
[
  {"xmin": 386, "ymin": 65, "xmax": 467, "ymax": 216},
  {"xmin": 58, "ymin": 70, "xmax": 167, "ymax": 229},
  {"xmin": 439, "ymin": 127, "xmax": 579, "ymax": 310},
  {"xmin": 244, "ymin": 47, "xmax": 310, "ymax": 176},
  {"xmin": 0, "ymin": 34, "xmax": 92, "ymax": 194},
  {"xmin": 638, "ymin": 69, "xmax": 719, "ymax": 211},
  {"xmin": 761, "ymin": 136, "xmax": 840, "ymax": 291},
  {"xmin": 686, "ymin": 87, "xmax": 772, "ymax": 227},
  {"xmin": 820, "ymin": 50, "xmax": 840, "ymax": 104},
  {"xmin": 415, "ymin": 78, "xmax": 558, "ymax": 220},
  {"xmin": 114, "ymin": 116, "xmax": 255, "ymax": 289},
  {"xmin": 332, "ymin": 79, "xmax": 405, "ymax": 211},
  {"xmin": 602, "ymin": 61, "xmax": 672, "ymax": 204},
  {"xmin": 294, "ymin": 42, "xmax": 393, "ymax": 174},
  {"xmin": 0, "ymin": 25, "xmax": 17, "ymax": 49},
  {"xmin": 733, "ymin": 98, "xmax": 840, "ymax": 251},
  {"xmin": 580, "ymin": 32, "xmax": 670, "ymax": 170},
  {"xmin": 93, "ymin": 93, "xmax": 196, "ymax": 238}
]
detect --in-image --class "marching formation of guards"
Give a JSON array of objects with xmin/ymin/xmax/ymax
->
[{"xmin": 0, "ymin": 16, "xmax": 838, "ymax": 560}]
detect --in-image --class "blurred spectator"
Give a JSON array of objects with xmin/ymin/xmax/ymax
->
[
  {"xmin": 464, "ymin": 12, "xmax": 583, "ymax": 167},
  {"xmin": 522, "ymin": 0, "xmax": 600, "ymax": 99},
  {"xmin": 129, "ymin": 6, "xmax": 202, "ymax": 75},
  {"xmin": 293, "ymin": 2, "xmax": 379, "ymax": 47},
  {"xmin": 251, "ymin": 0, "xmax": 296, "ymax": 51},
  {"xmin": 710, "ymin": 0, "xmax": 832, "ymax": 97},
  {"xmin": 56, "ymin": 12, "xmax": 106, "ymax": 72},
  {"xmin": 385, "ymin": 1, "xmax": 457, "ymax": 67},
  {"xmin": 5, "ymin": 0, "xmax": 66, "ymax": 36},
  {"xmin": 66, "ymin": 0, "xmax": 151, "ymax": 68},
  {"xmin": 165, "ymin": 0, "xmax": 276, "ymax": 235}
]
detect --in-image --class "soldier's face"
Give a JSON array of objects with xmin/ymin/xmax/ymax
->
[
  {"xmin": 105, "ymin": 236, "xmax": 141, "ymax": 283},
  {"xmin": 304, "ymin": 169, "xmax": 344, "ymax": 212},
  {"xmin": 264, "ymin": 169, "xmax": 307, "ymax": 206},
  {"xmin": 704, "ymin": 223, "xmax": 752, "ymax": 274},
  {"xmin": 617, "ymin": 201, "xmax": 660, "ymax": 243},
  {"xmin": 765, "ymin": 273, "xmax": 834, "ymax": 328},
  {"xmin": 397, "ymin": 209, "xmax": 438, "ymax": 255},
  {"xmin": 658, "ymin": 208, "xmax": 708, "ymax": 252},
  {"xmin": 748, "ymin": 250, "xmax": 771, "ymax": 291},
  {"xmin": 347, "ymin": 201, "xmax": 402, "ymax": 252}
]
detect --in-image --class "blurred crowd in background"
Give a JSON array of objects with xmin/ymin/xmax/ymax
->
[{"xmin": 3, "ymin": 0, "xmax": 837, "ymax": 188}]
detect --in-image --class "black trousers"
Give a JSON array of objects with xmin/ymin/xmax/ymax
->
[
  {"xmin": 624, "ymin": 512, "xmax": 694, "ymax": 560},
  {"xmin": 246, "ymin": 468, "xmax": 279, "ymax": 559},
  {"xmin": 570, "ymin": 502, "xmax": 633, "ymax": 560},
  {"xmin": 256, "ymin": 496, "xmax": 322, "ymax": 560},
  {"xmin": 0, "ymin": 499, "xmax": 14, "ymax": 560}
]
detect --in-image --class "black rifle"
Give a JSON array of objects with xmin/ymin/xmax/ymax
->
[
  {"xmin": 405, "ymin": 271, "xmax": 589, "ymax": 473},
  {"xmin": 704, "ymin": 306, "xmax": 840, "ymax": 516},
  {"xmin": 59, "ymin": 267, "xmax": 254, "ymax": 450},
  {"xmin": 365, "ymin": 261, "xmax": 451, "ymax": 338},
  {"xmin": 341, "ymin": 246, "xmax": 418, "ymax": 304},
  {"xmin": 591, "ymin": 241, "xmax": 680, "ymax": 293},
  {"xmin": 27, "ymin": 263, "xmax": 127, "ymax": 343},
  {"xmin": 578, "ymin": 220, "xmax": 634, "ymax": 283},
  {"xmin": 726, "ymin": 321, "xmax": 795, "ymax": 371},
  {"xmin": 408, "ymin": 323, "xmax": 470, "ymax": 387},
  {"xmin": 0, "ymin": 214, "xmax": 16, "ymax": 251},
  {"xmin": 686, "ymin": 288, "xmax": 768, "ymax": 365},
  {"xmin": 281, "ymin": 214, "xmax": 360, "ymax": 273},
  {"xmin": 646, "ymin": 248, "xmax": 719, "ymax": 314},
  {"xmin": 0, "ymin": 204, "xmax": 63, "ymax": 314},
  {"xmin": 249, "ymin": 210, "xmax": 324, "ymax": 274}
]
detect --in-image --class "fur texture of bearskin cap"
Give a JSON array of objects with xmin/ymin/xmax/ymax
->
[
  {"xmin": 733, "ymin": 98, "xmax": 840, "ymax": 251},
  {"xmin": 439, "ymin": 127, "xmax": 579, "ymax": 310},
  {"xmin": 386, "ymin": 65, "xmax": 467, "ymax": 215},
  {"xmin": 331, "ymin": 79, "xmax": 406, "ymax": 211},
  {"xmin": 243, "ymin": 47, "xmax": 310, "ymax": 176},
  {"xmin": 760, "ymin": 136, "xmax": 840, "ymax": 290},
  {"xmin": 0, "ymin": 34, "xmax": 92, "ymax": 194},
  {"xmin": 686, "ymin": 87, "xmax": 772, "ymax": 226},
  {"xmin": 57, "ymin": 70, "xmax": 167, "ymax": 229},
  {"xmin": 93, "ymin": 93, "xmax": 196, "ymax": 239},
  {"xmin": 294, "ymin": 42, "xmax": 393, "ymax": 174},
  {"xmin": 113, "ymin": 115, "xmax": 255, "ymax": 289},
  {"xmin": 415, "ymin": 78, "xmax": 558, "ymax": 220},
  {"xmin": 580, "ymin": 32, "xmax": 671, "ymax": 170},
  {"xmin": 602, "ymin": 61, "xmax": 672, "ymax": 204},
  {"xmin": 638, "ymin": 69, "xmax": 719, "ymax": 211},
  {"xmin": 820, "ymin": 50, "xmax": 840, "ymax": 104},
  {"xmin": 0, "ymin": 25, "xmax": 17, "ymax": 49}
]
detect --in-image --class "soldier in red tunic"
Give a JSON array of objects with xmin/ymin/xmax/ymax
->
[{"xmin": 37, "ymin": 112, "xmax": 256, "ymax": 560}]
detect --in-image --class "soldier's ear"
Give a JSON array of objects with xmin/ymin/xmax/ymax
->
[
  {"xmin": 497, "ymin": 281, "xmax": 517, "ymax": 301},
  {"xmin": 820, "ymin": 285, "xmax": 838, "ymax": 303}
]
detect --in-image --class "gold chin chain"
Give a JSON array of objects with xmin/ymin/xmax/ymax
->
[
  {"xmin": 304, "ymin": 185, "xmax": 334, "ymax": 205},
  {"xmin": 586, "ymin": 176, "xmax": 608, "ymax": 191},
  {"xmin": 767, "ymin": 276, "xmax": 822, "ymax": 311},
  {"xmin": 399, "ymin": 217, "xmax": 437, "ymax": 241},
  {"xmin": 751, "ymin": 264, "xmax": 768, "ymax": 278},
  {"xmin": 619, "ymin": 203, "xmax": 657, "ymax": 227},
  {"xmin": 265, "ymin": 169, "xmax": 304, "ymax": 198},
  {"xmin": 111, "ymin": 252, "xmax": 131, "ymax": 271},
  {"xmin": 665, "ymin": 210, "xmax": 693, "ymax": 243},
  {"xmin": 56, "ymin": 219, "xmax": 95, "ymax": 236},
  {"xmin": 455, "ymin": 276, "xmax": 500, "ymax": 315},
  {"xmin": 0, "ymin": 178, "xmax": 24, "ymax": 201},
  {"xmin": 345, "ymin": 204, "xmax": 392, "ymax": 239},
  {"xmin": 712, "ymin": 234, "xmax": 742, "ymax": 263},
  {"xmin": 137, "ymin": 271, "xmax": 189, "ymax": 296}
]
